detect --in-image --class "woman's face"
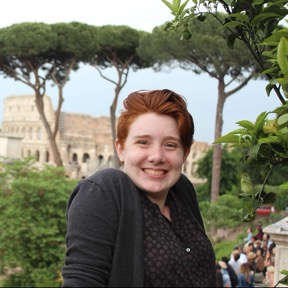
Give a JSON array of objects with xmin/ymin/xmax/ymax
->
[{"xmin": 115, "ymin": 112, "xmax": 189, "ymax": 198}]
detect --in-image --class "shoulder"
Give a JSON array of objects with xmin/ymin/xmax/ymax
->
[
  {"xmin": 73, "ymin": 168, "xmax": 133, "ymax": 194},
  {"xmin": 67, "ymin": 168, "xmax": 138, "ymax": 210},
  {"xmin": 82, "ymin": 168, "xmax": 138, "ymax": 193},
  {"xmin": 87, "ymin": 168, "xmax": 128, "ymax": 182},
  {"xmin": 86, "ymin": 168, "xmax": 131, "ymax": 184},
  {"xmin": 174, "ymin": 173, "xmax": 196, "ymax": 193},
  {"xmin": 173, "ymin": 173, "xmax": 199, "ymax": 204}
]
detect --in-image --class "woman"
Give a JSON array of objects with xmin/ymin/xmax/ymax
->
[
  {"xmin": 254, "ymin": 249, "xmax": 265, "ymax": 284},
  {"xmin": 237, "ymin": 263, "xmax": 254, "ymax": 288},
  {"xmin": 244, "ymin": 227, "xmax": 253, "ymax": 243},
  {"xmin": 61, "ymin": 89, "xmax": 216, "ymax": 287}
]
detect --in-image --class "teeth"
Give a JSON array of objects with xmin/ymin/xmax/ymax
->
[{"xmin": 144, "ymin": 169, "xmax": 165, "ymax": 175}]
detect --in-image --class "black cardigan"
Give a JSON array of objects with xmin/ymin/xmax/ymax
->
[{"xmin": 62, "ymin": 168, "xmax": 207, "ymax": 287}]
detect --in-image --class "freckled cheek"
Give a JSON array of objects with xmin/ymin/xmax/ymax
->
[
  {"xmin": 125, "ymin": 150, "xmax": 147, "ymax": 163},
  {"xmin": 168, "ymin": 153, "xmax": 186, "ymax": 165}
]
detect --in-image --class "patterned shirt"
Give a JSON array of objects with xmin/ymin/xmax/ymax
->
[{"xmin": 139, "ymin": 190, "xmax": 216, "ymax": 287}]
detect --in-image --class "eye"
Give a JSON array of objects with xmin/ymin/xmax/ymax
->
[
  {"xmin": 136, "ymin": 140, "xmax": 149, "ymax": 146},
  {"xmin": 165, "ymin": 143, "xmax": 178, "ymax": 150}
]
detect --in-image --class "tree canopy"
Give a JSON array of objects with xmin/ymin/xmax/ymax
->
[{"xmin": 0, "ymin": 22, "xmax": 99, "ymax": 167}]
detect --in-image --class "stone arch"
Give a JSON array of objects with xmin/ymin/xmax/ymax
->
[
  {"xmin": 98, "ymin": 155, "xmax": 104, "ymax": 167},
  {"xmin": 72, "ymin": 153, "xmax": 78, "ymax": 164},
  {"xmin": 82, "ymin": 153, "xmax": 90, "ymax": 163},
  {"xmin": 35, "ymin": 150, "xmax": 40, "ymax": 161},
  {"xmin": 45, "ymin": 151, "xmax": 49, "ymax": 162},
  {"xmin": 108, "ymin": 155, "xmax": 113, "ymax": 167}
]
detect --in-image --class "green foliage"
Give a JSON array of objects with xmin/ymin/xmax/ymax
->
[
  {"xmin": 0, "ymin": 158, "xmax": 77, "ymax": 287},
  {"xmin": 200, "ymin": 194, "xmax": 245, "ymax": 229},
  {"xmin": 276, "ymin": 270, "xmax": 288, "ymax": 287},
  {"xmin": 91, "ymin": 25, "xmax": 148, "ymax": 69},
  {"xmin": 162, "ymin": 0, "xmax": 288, "ymax": 102},
  {"xmin": 162, "ymin": 0, "xmax": 288, "ymax": 222},
  {"xmin": 215, "ymin": 102, "xmax": 288, "ymax": 221},
  {"xmin": 213, "ymin": 240, "xmax": 238, "ymax": 261},
  {"xmin": 138, "ymin": 12, "xmax": 256, "ymax": 79},
  {"xmin": 195, "ymin": 145, "xmax": 243, "ymax": 200},
  {"xmin": 0, "ymin": 22, "xmax": 57, "ymax": 57}
]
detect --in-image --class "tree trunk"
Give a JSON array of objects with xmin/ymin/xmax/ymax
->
[
  {"xmin": 211, "ymin": 80, "xmax": 226, "ymax": 202},
  {"xmin": 110, "ymin": 85, "xmax": 121, "ymax": 169},
  {"xmin": 110, "ymin": 106, "xmax": 120, "ymax": 169},
  {"xmin": 34, "ymin": 90, "xmax": 63, "ymax": 167}
]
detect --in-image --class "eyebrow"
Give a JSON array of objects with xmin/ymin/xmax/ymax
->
[{"xmin": 132, "ymin": 134, "xmax": 181, "ymax": 142}]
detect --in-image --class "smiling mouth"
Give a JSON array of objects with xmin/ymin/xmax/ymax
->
[{"xmin": 143, "ymin": 169, "xmax": 166, "ymax": 175}]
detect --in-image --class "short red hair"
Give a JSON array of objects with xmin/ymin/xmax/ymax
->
[{"xmin": 116, "ymin": 89, "xmax": 194, "ymax": 153}]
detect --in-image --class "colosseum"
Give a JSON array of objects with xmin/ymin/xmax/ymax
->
[{"xmin": 0, "ymin": 94, "xmax": 210, "ymax": 184}]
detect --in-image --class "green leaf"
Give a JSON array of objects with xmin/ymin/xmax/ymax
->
[
  {"xmin": 236, "ymin": 120, "xmax": 255, "ymax": 130},
  {"xmin": 280, "ymin": 181, "xmax": 288, "ymax": 189},
  {"xmin": 229, "ymin": 13, "xmax": 250, "ymax": 23},
  {"xmin": 252, "ymin": 0, "xmax": 264, "ymax": 4},
  {"xmin": 227, "ymin": 33, "xmax": 237, "ymax": 49},
  {"xmin": 265, "ymin": 83, "xmax": 274, "ymax": 96},
  {"xmin": 161, "ymin": 0, "xmax": 177, "ymax": 14},
  {"xmin": 223, "ymin": 21, "xmax": 244, "ymax": 28},
  {"xmin": 279, "ymin": 75, "xmax": 288, "ymax": 94},
  {"xmin": 278, "ymin": 113, "xmax": 288, "ymax": 125},
  {"xmin": 258, "ymin": 136, "xmax": 280, "ymax": 144},
  {"xmin": 178, "ymin": 0, "xmax": 189, "ymax": 17},
  {"xmin": 255, "ymin": 112, "xmax": 269, "ymax": 132},
  {"xmin": 214, "ymin": 134, "xmax": 239, "ymax": 144},
  {"xmin": 278, "ymin": 37, "xmax": 288, "ymax": 75},
  {"xmin": 252, "ymin": 12, "xmax": 284, "ymax": 25},
  {"xmin": 241, "ymin": 213, "xmax": 255, "ymax": 222},
  {"xmin": 240, "ymin": 173, "xmax": 253, "ymax": 194}
]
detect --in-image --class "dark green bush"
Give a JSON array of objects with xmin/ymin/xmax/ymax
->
[{"xmin": 0, "ymin": 158, "xmax": 77, "ymax": 287}]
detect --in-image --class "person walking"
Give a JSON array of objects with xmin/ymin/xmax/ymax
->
[
  {"xmin": 237, "ymin": 263, "xmax": 255, "ymax": 288},
  {"xmin": 222, "ymin": 256, "xmax": 238, "ymax": 287}
]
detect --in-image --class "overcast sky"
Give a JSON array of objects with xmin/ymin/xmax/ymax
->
[{"xmin": 0, "ymin": 0, "xmax": 282, "ymax": 144}]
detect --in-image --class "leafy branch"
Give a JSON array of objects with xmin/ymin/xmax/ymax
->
[{"xmin": 161, "ymin": 0, "xmax": 288, "ymax": 103}]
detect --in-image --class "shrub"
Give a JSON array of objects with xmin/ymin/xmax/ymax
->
[{"xmin": 0, "ymin": 158, "xmax": 77, "ymax": 287}]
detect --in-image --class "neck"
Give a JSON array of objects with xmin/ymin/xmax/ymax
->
[{"xmin": 144, "ymin": 191, "xmax": 171, "ymax": 221}]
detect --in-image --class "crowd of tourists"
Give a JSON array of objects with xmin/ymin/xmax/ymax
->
[{"xmin": 216, "ymin": 223, "xmax": 276, "ymax": 287}]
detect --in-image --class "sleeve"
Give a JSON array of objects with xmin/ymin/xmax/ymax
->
[{"xmin": 61, "ymin": 179, "xmax": 120, "ymax": 287}]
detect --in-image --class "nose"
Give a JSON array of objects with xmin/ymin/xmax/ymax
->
[{"xmin": 147, "ymin": 145, "xmax": 165, "ymax": 164}]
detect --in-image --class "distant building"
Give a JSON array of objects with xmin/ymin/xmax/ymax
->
[
  {"xmin": 0, "ymin": 94, "xmax": 210, "ymax": 183},
  {"xmin": 0, "ymin": 133, "xmax": 23, "ymax": 160}
]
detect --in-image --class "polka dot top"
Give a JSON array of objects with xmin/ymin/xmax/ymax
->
[{"xmin": 139, "ymin": 189, "xmax": 216, "ymax": 287}]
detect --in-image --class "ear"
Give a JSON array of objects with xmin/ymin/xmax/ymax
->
[{"xmin": 115, "ymin": 138, "xmax": 124, "ymax": 162}]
